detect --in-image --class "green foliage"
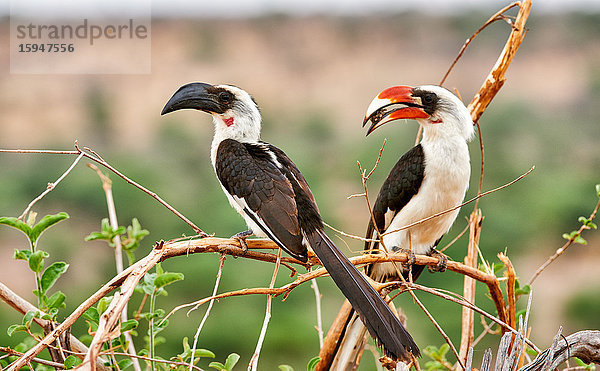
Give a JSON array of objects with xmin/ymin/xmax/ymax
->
[
  {"xmin": 514, "ymin": 279, "xmax": 531, "ymax": 297},
  {"xmin": 41, "ymin": 262, "xmax": 69, "ymax": 294},
  {"xmin": 423, "ymin": 344, "xmax": 451, "ymax": 371},
  {"xmin": 173, "ymin": 336, "xmax": 215, "ymax": 365},
  {"xmin": 85, "ymin": 217, "xmax": 148, "ymax": 264},
  {"xmin": 0, "ymin": 212, "xmax": 69, "ymax": 245},
  {"xmin": 561, "ymin": 185, "xmax": 600, "ymax": 246},
  {"xmin": 209, "ymin": 353, "xmax": 240, "ymax": 370},
  {"xmin": 64, "ymin": 355, "xmax": 83, "ymax": 369},
  {"xmin": 306, "ymin": 357, "xmax": 320, "ymax": 371},
  {"xmin": 278, "ymin": 356, "xmax": 320, "ymax": 371},
  {"xmin": 562, "ymin": 230, "xmax": 588, "ymax": 245},
  {"xmin": 2, "ymin": 212, "xmax": 70, "ymax": 323},
  {"xmin": 575, "ymin": 357, "xmax": 596, "ymax": 371},
  {"xmin": 85, "ymin": 218, "xmax": 126, "ymax": 246}
]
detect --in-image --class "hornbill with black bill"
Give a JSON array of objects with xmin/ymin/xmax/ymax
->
[
  {"xmin": 325, "ymin": 85, "xmax": 474, "ymax": 369},
  {"xmin": 161, "ymin": 82, "xmax": 420, "ymax": 361}
]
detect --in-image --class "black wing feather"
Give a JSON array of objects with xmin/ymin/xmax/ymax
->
[
  {"xmin": 365, "ymin": 145, "xmax": 425, "ymax": 271},
  {"xmin": 215, "ymin": 139, "xmax": 308, "ymax": 261}
]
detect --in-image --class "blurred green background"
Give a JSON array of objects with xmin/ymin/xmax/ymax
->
[{"xmin": 1, "ymin": 5, "xmax": 599, "ymax": 370}]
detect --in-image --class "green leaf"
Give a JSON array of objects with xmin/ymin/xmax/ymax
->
[
  {"xmin": 156, "ymin": 263, "xmax": 164, "ymax": 275},
  {"xmin": 515, "ymin": 284, "xmax": 531, "ymax": 296},
  {"xmin": 117, "ymin": 359, "xmax": 133, "ymax": 370},
  {"xmin": 307, "ymin": 357, "xmax": 320, "ymax": 371},
  {"xmin": 84, "ymin": 232, "xmax": 108, "ymax": 241},
  {"xmin": 30, "ymin": 212, "xmax": 69, "ymax": 244},
  {"xmin": 132, "ymin": 218, "xmax": 147, "ymax": 236},
  {"xmin": 120, "ymin": 319, "xmax": 139, "ymax": 332},
  {"xmin": 438, "ymin": 343, "xmax": 450, "ymax": 358},
  {"xmin": 40, "ymin": 262, "xmax": 69, "ymax": 293},
  {"xmin": 97, "ymin": 296, "xmax": 113, "ymax": 315},
  {"xmin": 46, "ymin": 291, "xmax": 66, "ymax": 310},
  {"xmin": 279, "ymin": 366, "xmax": 294, "ymax": 371},
  {"xmin": 209, "ymin": 362, "xmax": 226, "ymax": 370},
  {"xmin": 182, "ymin": 337, "xmax": 191, "ymax": 352},
  {"xmin": 493, "ymin": 263, "xmax": 505, "ymax": 274},
  {"xmin": 13, "ymin": 249, "xmax": 32, "ymax": 261},
  {"xmin": 64, "ymin": 355, "xmax": 82, "ymax": 369},
  {"xmin": 28, "ymin": 250, "xmax": 49, "ymax": 273},
  {"xmin": 595, "ymin": 184, "xmax": 600, "ymax": 197},
  {"xmin": 194, "ymin": 349, "xmax": 215, "ymax": 358},
  {"xmin": 22, "ymin": 310, "xmax": 38, "ymax": 325},
  {"xmin": 425, "ymin": 360, "xmax": 444, "ymax": 371},
  {"xmin": 574, "ymin": 235, "xmax": 588, "ymax": 245},
  {"xmin": 423, "ymin": 345, "xmax": 439, "ymax": 358},
  {"xmin": 224, "ymin": 353, "xmax": 240, "ymax": 370},
  {"xmin": 83, "ymin": 307, "xmax": 100, "ymax": 323},
  {"xmin": 0, "ymin": 216, "xmax": 33, "ymax": 238},
  {"xmin": 152, "ymin": 318, "xmax": 169, "ymax": 335},
  {"xmin": 141, "ymin": 273, "xmax": 157, "ymax": 294},
  {"xmin": 154, "ymin": 272, "xmax": 184, "ymax": 289},
  {"xmin": 7, "ymin": 324, "xmax": 28, "ymax": 336},
  {"xmin": 515, "ymin": 309, "xmax": 527, "ymax": 322}
]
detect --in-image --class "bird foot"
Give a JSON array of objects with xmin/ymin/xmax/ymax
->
[
  {"xmin": 232, "ymin": 230, "xmax": 254, "ymax": 255},
  {"xmin": 428, "ymin": 248, "xmax": 448, "ymax": 273},
  {"xmin": 396, "ymin": 247, "xmax": 417, "ymax": 266}
]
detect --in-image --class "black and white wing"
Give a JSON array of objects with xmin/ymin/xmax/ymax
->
[
  {"xmin": 365, "ymin": 144, "xmax": 425, "ymax": 270},
  {"xmin": 215, "ymin": 138, "xmax": 309, "ymax": 261}
]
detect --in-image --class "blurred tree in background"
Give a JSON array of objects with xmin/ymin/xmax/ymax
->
[{"xmin": 1, "ymin": 10, "xmax": 599, "ymax": 370}]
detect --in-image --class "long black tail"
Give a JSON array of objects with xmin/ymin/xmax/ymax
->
[{"xmin": 306, "ymin": 228, "xmax": 420, "ymax": 360}]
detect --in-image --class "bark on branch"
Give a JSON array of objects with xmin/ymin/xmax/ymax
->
[{"xmin": 520, "ymin": 330, "xmax": 600, "ymax": 371}]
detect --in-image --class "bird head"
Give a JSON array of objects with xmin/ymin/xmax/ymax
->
[
  {"xmin": 161, "ymin": 82, "xmax": 261, "ymax": 142},
  {"xmin": 363, "ymin": 85, "xmax": 474, "ymax": 141}
]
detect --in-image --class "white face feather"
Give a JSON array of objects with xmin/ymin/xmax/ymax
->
[
  {"xmin": 211, "ymin": 85, "xmax": 262, "ymax": 144},
  {"xmin": 416, "ymin": 85, "xmax": 475, "ymax": 142},
  {"xmin": 209, "ymin": 85, "xmax": 263, "ymax": 167}
]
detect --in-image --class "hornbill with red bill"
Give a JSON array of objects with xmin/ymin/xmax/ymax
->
[
  {"xmin": 324, "ymin": 85, "xmax": 474, "ymax": 369},
  {"xmin": 161, "ymin": 82, "xmax": 420, "ymax": 361}
]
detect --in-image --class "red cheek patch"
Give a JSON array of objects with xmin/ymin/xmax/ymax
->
[{"xmin": 224, "ymin": 117, "xmax": 234, "ymax": 127}]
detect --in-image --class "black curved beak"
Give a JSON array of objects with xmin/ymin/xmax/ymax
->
[{"xmin": 161, "ymin": 82, "xmax": 220, "ymax": 115}]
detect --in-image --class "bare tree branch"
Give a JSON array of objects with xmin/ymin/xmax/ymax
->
[{"xmin": 520, "ymin": 331, "xmax": 600, "ymax": 371}]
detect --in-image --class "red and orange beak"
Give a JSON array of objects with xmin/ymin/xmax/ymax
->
[{"xmin": 363, "ymin": 85, "xmax": 430, "ymax": 136}]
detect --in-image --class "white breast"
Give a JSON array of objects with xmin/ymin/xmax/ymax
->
[{"xmin": 382, "ymin": 137, "xmax": 471, "ymax": 255}]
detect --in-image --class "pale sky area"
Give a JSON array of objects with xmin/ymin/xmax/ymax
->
[{"xmin": 4, "ymin": 0, "xmax": 600, "ymax": 18}]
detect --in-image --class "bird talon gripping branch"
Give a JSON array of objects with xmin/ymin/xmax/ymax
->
[
  {"xmin": 329, "ymin": 85, "xmax": 474, "ymax": 368},
  {"xmin": 162, "ymin": 82, "xmax": 420, "ymax": 360},
  {"xmin": 428, "ymin": 249, "xmax": 448, "ymax": 273},
  {"xmin": 231, "ymin": 229, "xmax": 253, "ymax": 255}
]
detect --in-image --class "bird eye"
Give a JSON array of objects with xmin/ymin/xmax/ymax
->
[
  {"xmin": 422, "ymin": 93, "xmax": 435, "ymax": 105},
  {"xmin": 218, "ymin": 91, "xmax": 232, "ymax": 104}
]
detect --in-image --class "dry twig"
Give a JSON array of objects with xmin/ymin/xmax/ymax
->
[
  {"xmin": 529, "ymin": 196, "xmax": 600, "ymax": 285},
  {"xmin": 87, "ymin": 163, "xmax": 142, "ymax": 371},
  {"xmin": 459, "ymin": 209, "xmax": 483, "ymax": 364},
  {"xmin": 0, "ymin": 144, "xmax": 206, "ymax": 236}
]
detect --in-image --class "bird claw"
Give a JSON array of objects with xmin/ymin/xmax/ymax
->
[
  {"xmin": 232, "ymin": 230, "xmax": 254, "ymax": 256},
  {"xmin": 396, "ymin": 247, "xmax": 417, "ymax": 266},
  {"xmin": 428, "ymin": 248, "xmax": 448, "ymax": 273}
]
